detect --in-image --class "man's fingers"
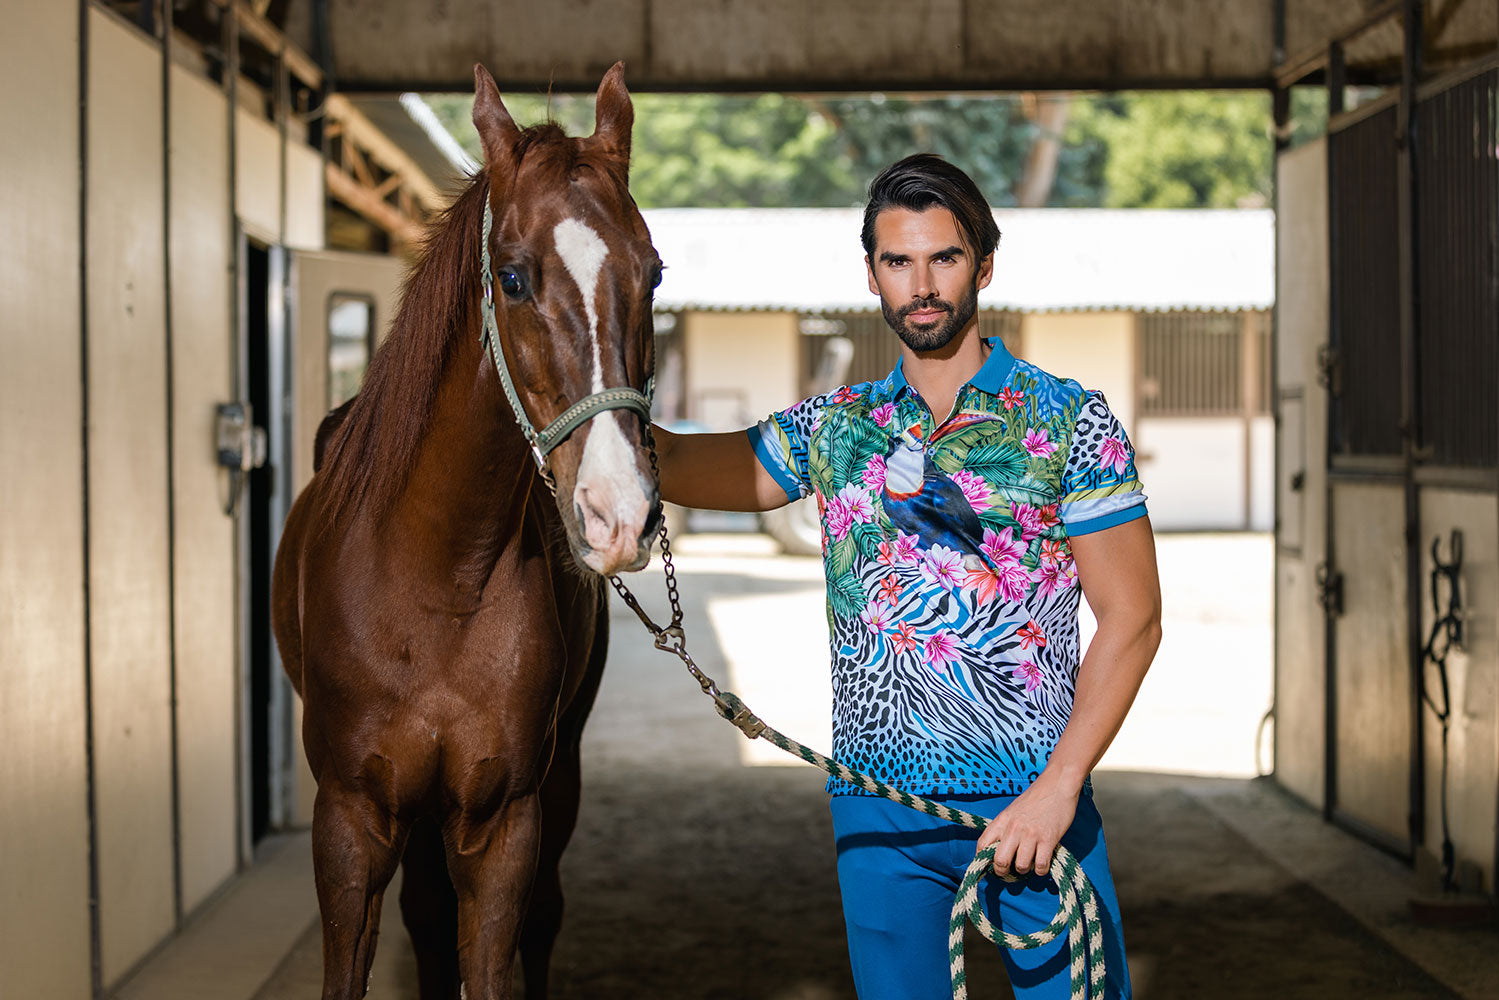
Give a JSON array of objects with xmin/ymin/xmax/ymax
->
[
  {"xmin": 1012, "ymin": 838, "xmax": 1036, "ymax": 874},
  {"xmin": 1033, "ymin": 840, "xmax": 1056, "ymax": 877}
]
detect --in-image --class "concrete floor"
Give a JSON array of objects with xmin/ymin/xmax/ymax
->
[{"xmin": 118, "ymin": 533, "xmax": 1497, "ymax": 999}]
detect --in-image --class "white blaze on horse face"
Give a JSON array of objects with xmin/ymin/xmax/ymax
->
[
  {"xmin": 553, "ymin": 217, "xmax": 609, "ymax": 392},
  {"xmin": 554, "ymin": 217, "xmax": 650, "ymax": 572}
]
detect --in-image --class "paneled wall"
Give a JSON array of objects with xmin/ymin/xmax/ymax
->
[
  {"xmin": 0, "ymin": 3, "xmax": 92, "ymax": 998},
  {"xmin": 0, "ymin": 7, "xmax": 350, "ymax": 991},
  {"xmin": 86, "ymin": 11, "xmax": 177, "ymax": 981}
]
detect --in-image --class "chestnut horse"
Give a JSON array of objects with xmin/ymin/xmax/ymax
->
[{"xmin": 272, "ymin": 64, "xmax": 662, "ymax": 1000}]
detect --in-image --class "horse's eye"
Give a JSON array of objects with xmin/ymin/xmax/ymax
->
[
  {"xmin": 498, "ymin": 269, "xmax": 525, "ymax": 299},
  {"xmin": 650, "ymin": 263, "xmax": 664, "ymax": 290}
]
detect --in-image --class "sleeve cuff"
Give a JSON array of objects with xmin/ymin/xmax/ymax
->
[
  {"xmin": 1066, "ymin": 502, "xmax": 1148, "ymax": 537},
  {"xmin": 746, "ymin": 425, "xmax": 805, "ymax": 503}
]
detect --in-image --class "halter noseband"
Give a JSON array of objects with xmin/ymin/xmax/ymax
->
[{"xmin": 480, "ymin": 200, "xmax": 654, "ymax": 473}]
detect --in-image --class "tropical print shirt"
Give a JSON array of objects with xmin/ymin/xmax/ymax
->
[{"xmin": 747, "ymin": 338, "xmax": 1147, "ymax": 796}]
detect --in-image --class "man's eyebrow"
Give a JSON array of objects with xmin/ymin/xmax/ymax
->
[
  {"xmin": 877, "ymin": 250, "xmax": 909, "ymax": 264},
  {"xmin": 934, "ymin": 245, "xmax": 966, "ymax": 258}
]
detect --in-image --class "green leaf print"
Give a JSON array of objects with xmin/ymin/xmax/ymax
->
[
  {"xmin": 827, "ymin": 571, "xmax": 867, "ymax": 620},
  {"xmin": 851, "ymin": 519, "xmax": 884, "ymax": 558},
  {"xmin": 960, "ymin": 442, "xmax": 1029, "ymax": 483},
  {"xmin": 829, "ymin": 533, "xmax": 858, "ymax": 578}
]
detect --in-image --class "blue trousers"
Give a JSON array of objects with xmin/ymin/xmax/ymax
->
[{"xmin": 830, "ymin": 791, "xmax": 1131, "ymax": 1000}]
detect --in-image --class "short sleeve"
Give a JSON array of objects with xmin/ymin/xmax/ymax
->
[
  {"xmin": 1058, "ymin": 391, "xmax": 1148, "ymax": 536},
  {"xmin": 745, "ymin": 393, "xmax": 829, "ymax": 503}
]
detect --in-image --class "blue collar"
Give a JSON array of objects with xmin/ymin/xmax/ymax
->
[{"xmin": 886, "ymin": 336, "xmax": 1018, "ymax": 399}]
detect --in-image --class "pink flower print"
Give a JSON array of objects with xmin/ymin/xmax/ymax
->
[
  {"xmin": 997, "ymin": 387, "xmax": 1026, "ymax": 410},
  {"xmin": 1098, "ymin": 437, "xmax": 1130, "ymax": 475},
  {"xmin": 1013, "ymin": 660, "xmax": 1042, "ymax": 692},
  {"xmin": 1029, "ymin": 559, "xmax": 1078, "ymax": 598},
  {"xmin": 995, "ymin": 563, "xmax": 1031, "ymax": 602},
  {"xmin": 923, "ymin": 630, "xmax": 961, "ymax": 671},
  {"xmin": 1022, "ymin": 427, "xmax": 1057, "ymax": 458},
  {"xmin": 871, "ymin": 402, "xmax": 896, "ymax": 427},
  {"xmin": 876, "ymin": 540, "xmax": 900, "ymax": 566},
  {"xmin": 890, "ymin": 621, "xmax": 920, "ymax": 655},
  {"xmin": 894, "ymin": 531, "xmax": 922, "ymax": 564},
  {"xmin": 860, "ymin": 602, "xmax": 893, "ymax": 633},
  {"xmin": 825, "ymin": 497, "xmax": 853, "ymax": 541},
  {"xmin": 838, "ymin": 483, "xmax": 876, "ymax": 525},
  {"xmin": 1016, "ymin": 620, "xmax": 1047, "ymax": 650},
  {"xmin": 949, "ymin": 469, "xmax": 993, "ymax": 512},
  {"xmin": 1038, "ymin": 538, "xmax": 1070, "ymax": 566},
  {"xmin": 920, "ymin": 545, "xmax": 964, "ymax": 589},
  {"xmin": 1011, "ymin": 502, "xmax": 1045, "ymax": 541},
  {"xmin": 877, "ymin": 573, "xmax": 902, "ymax": 606},
  {"xmin": 862, "ymin": 453, "xmax": 888, "ymax": 490},
  {"xmin": 1037, "ymin": 503, "xmax": 1061, "ymax": 531},
  {"xmin": 981, "ymin": 526, "xmax": 1026, "ymax": 567}
]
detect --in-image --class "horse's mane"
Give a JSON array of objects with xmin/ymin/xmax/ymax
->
[{"xmin": 315, "ymin": 121, "xmax": 617, "ymax": 526}]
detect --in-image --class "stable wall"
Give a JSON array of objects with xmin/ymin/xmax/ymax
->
[
  {"xmin": 169, "ymin": 61, "xmax": 238, "ymax": 917},
  {"xmin": 0, "ymin": 3, "xmax": 92, "ymax": 998},
  {"xmin": 1273, "ymin": 138, "xmax": 1331, "ymax": 810},
  {"xmin": 86, "ymin": 10, "xmax": 177, "ymax": 981},
  {"xmin": 1418, "ymin": 489, "xmax": 1499, "ymax": 891}
]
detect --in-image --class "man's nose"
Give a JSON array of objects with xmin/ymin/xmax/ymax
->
[{"xmin": 912, "ymin": 263, "xmax": 936, "ymax": 298}]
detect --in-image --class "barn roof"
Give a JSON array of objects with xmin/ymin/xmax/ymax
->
[{"xmin": 641, "ymin": 207, "xmax": 1275, "ymax": 315}]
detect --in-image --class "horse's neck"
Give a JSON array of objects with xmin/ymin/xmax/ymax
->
[{"xmin": 390, "ymin": 331, "xmax": 543, "ymax": 591}]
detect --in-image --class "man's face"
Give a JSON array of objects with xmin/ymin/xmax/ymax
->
[{"xmin": 866, "ymin": 206, "xmax": 994, "ymax": 353}]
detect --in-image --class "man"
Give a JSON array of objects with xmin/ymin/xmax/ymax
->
[{"xmin": 652, "ymin": 154, "xmax": 1160, "ymax": 999}]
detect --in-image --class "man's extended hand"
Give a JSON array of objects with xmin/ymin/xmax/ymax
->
[{"xmin": 975, "ymin": 771, "xmax": 1081, "ymax": 879}]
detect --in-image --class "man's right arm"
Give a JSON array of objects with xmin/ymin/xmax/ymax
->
[{"xmin": 651, "ymin": 425, "xmax": 793, "ymax": 513}]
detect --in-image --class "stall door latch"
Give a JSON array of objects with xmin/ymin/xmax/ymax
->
[{"xmin": 1315, "ymin": 562, "xmax": 1344, "ymax": 617}]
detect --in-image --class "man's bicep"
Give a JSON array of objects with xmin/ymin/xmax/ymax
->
[{"xmin": 1070, "ymin": 516, "xmax": 1161, "ymax": 622}]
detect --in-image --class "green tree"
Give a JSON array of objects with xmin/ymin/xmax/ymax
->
[{"xmin": 423, "ymin": 89, "xmax": 1276, "ymax": 210}]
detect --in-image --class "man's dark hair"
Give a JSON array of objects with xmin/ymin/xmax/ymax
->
[{"xmin": 861, "ymin": 154, "xmax": 1001, "ymax": 260}]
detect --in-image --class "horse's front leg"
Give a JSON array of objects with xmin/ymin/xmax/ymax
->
[
  {"xmin": 447, "ymin": 791, "xmax": 543, "ymax": 1000},
  {"xmin": 312, "ymin": 778, "xmax": 408, "ymax": 1000}
]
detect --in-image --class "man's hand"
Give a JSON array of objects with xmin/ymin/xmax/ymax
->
[{"xmin": 975, "ymin": 772, "xmax": 1080, "ymax": 879}]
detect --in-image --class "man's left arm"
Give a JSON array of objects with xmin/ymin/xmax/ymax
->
[{"xmin": 976, "ymin": 515, "xmax": 1163, "ymax": 877}]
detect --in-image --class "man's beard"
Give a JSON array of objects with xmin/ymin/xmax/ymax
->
[{"xmin": 881, "ymin": 277, "xmax": 980, "ymax": 353}]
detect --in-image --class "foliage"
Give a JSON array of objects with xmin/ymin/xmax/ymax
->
[{"xmin": 423, "ymin": 88, "xmax": 1278, "ymax": 210}]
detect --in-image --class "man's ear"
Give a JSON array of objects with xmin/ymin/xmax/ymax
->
[
  {"xmin": 866, "ymin": 254, "xmax": 881, "ymax": 297},
  {"xmin": 589, "ymin": 61, "xmax": 634, "ymax": 172},
  {"xmin": 472, "ymin": 64, "xmax": 520, "ymax": 169},
  {"xmin": 975, "ymin": 251, "xmax": 995, "ymax": 292}
]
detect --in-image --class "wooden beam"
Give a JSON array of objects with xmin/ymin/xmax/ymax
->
[
  {"xmin": 325, "ymin": 162, "xmax": 425, "ymax": 247},
  {"xmin": 207, "ymin": 0, "xmax": 323, "ymax": 90},
  {"xmin": 325, "ymin": 93, "xmax": 445, "ymax": 212}
]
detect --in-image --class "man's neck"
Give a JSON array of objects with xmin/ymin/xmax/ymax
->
[{"xmin": 903, "ymin": 324, "xmax": 988, "ymax": 424}]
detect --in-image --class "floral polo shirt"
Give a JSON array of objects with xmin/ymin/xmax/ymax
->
[{"xmin": 747, "ymin": 337, "xmax": 1147, "ymax": 797}]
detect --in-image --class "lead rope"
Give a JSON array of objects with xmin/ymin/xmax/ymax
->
[{"xmin": 599, "ymin": 429, "xmax": 1107, "ymax": 1000}]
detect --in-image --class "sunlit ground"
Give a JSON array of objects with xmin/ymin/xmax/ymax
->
[{"xmin": 666, "ymin": 528, "xmax": 1273, "ymax": 775}]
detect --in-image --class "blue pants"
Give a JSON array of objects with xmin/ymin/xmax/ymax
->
[{"xmin": 830, "ymin": 791, "xmax": 1130, "ymax": 1000}]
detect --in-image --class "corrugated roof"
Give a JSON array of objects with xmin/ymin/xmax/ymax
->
[{"xmin": 641, "ymin": 207, "xmax": 1274, "ymax": 314}]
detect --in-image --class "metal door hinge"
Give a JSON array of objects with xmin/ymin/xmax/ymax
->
[
  {"xmin": 1315, "ymin": 345, "xmax": 1341, "ymax": 394},
  {"xmin": 1315, "ymin": 562, "xmax": 1344, "ymax": 617}
]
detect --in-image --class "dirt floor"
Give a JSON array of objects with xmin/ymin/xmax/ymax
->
[{"xmin": 220, "ymin": 533, "xmax": 1497, "ymax": 999}]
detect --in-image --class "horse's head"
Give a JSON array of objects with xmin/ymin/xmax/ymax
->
[{"xmin": 472, "ymin": 63, "xmax": 662, "ymax": 576}]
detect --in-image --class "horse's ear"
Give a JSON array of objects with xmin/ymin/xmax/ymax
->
[
  {"xmin": 590, "ymin": 61, "xmax": 633, "ymax": 168},
  {"xmin": 472, "ymin": 64, "xmax": 521, "ymax": 168}
]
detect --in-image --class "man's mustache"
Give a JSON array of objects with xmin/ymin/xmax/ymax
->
[{"xmin": 899, "ymin": 300, "xmax": 954, "ymax": 318}]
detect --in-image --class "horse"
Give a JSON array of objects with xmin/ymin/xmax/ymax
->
[{"xmin": 271, "ymin": 63, "xmax": 662, "ymax": 1000}]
